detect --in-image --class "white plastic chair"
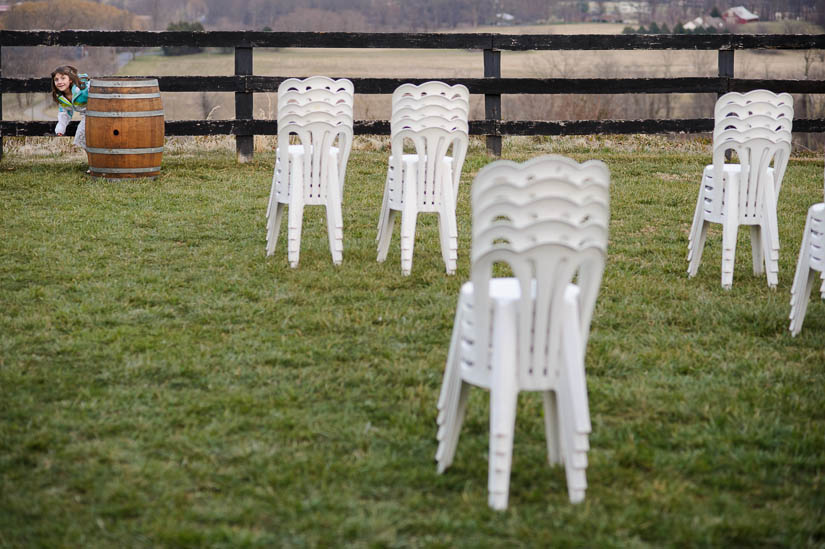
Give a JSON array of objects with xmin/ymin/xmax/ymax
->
[
  {"xmin": 376, "ymin": 85, "xmax": 469, "ymax": 275},
  {"xmin": 435, "ymin": 155, "xmax": 610, "ymax": 510},
  {"xmin": 789, "ymin": 199, "xmax": 825, "ymax": 336},
  {"xmin": 688, "ymin": 110, "xmax": 793, "ymax": 288},
  {"xmin": 266, "ymin": 77, "xmax": 354, "ymax": 267}
]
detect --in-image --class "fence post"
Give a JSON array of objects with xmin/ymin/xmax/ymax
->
[
  {"xmin": 1, "ymin": 45, "xmax": 4, "ymax": 163},
  {"xmin": 718, "ymin": 49, "xmax": 734, "ymax": 159},
  {"xmin": 483, "ymin": 48, "xmax": 502, "ymax": 156},
  {"xmin": 718, "ymin": 49, "xmax": 734, "ymax": 90},
  {"xmin": 235, "ymin": 46, "xmax": 254, "ymax": 163}
]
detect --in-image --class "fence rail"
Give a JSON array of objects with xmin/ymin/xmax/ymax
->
[{"xmin": 3, "ymin": 30, "xmax": 825, "ymax": 161}]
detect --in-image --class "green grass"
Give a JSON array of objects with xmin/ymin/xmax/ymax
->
[{"xmin": 1, "ymin": 135, "xmax": 824, "ymax": 548}]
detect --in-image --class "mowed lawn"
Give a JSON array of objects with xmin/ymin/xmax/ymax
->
[{"xmin": 1, "ymin": 135, "xmax": 824, "ymax": 547}]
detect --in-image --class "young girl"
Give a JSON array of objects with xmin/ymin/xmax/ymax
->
[{"xmin": 51, "ymin": 65, "xmax": 90, "ymax": 152}]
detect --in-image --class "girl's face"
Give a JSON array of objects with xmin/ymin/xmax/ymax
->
[{"xmin": 53, "ymin": 73, "xmax": 71, "ymax": 94}]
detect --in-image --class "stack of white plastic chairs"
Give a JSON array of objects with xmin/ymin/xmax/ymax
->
[
  {"xmin": 789, "ymin": 171, "xmax": 825, "ymax": 336},
  {"xmin": 266, "ymin": 76, "xmax": 354, "ymax": 267},
  {"xmin": 435, "ymin": 155, "xmax": 610, "ymax": 510},
  {"xmin": 687, "ymin": 90, "xmax": 793, "ymax": 289},
  {"xmin": 376, "ymin": 81, "xmax": 470, "ymax": 275}
]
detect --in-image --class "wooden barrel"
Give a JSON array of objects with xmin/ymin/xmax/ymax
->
[{"xmin": 86, "ymin": 77, "xmax": 164, "ymax": 179}]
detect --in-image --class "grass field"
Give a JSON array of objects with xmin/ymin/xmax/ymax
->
[{"xmin": 1, "ymin": 135, "xmax": 824, "ymax": 547}]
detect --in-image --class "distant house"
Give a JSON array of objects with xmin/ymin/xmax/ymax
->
[
  {"xmin": 683, "ymin": 14, "xmax": 726, "ymax": 31},
  {"xmin": 495, "ymin": 12, "xmax": 515, "ymax": 25},
  {"xmin": 0, "ymin": 4, "xmax": 10, "ymax": 13},
  {"xmin": 723, "ymin": 6, "xmax": 759, "ymax": 24},
  {"xmin": 703, "ymin": 16, "xmax": 726, "ymax": 29}
]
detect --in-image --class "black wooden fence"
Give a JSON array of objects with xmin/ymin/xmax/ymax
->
[{"xmin": 3, "ymin": 30, "xmax": 825, "ymax": 162}]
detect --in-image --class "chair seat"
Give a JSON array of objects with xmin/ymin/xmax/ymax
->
[
  {"xmin": 274, "ymin": 145, "xmax": 342, "ymax": 205},
  {"xmin": 698, "ymin": 164, "xmax": 778, "ymax": 225},
  {"xmin": 457, "ymin": 279, "xmax": 582, "ymax": 392}
]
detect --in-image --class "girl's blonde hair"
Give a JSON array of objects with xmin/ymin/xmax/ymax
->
[{"xmin": 50, "ymin": 65, "xmax": 86, "ymax": 104}]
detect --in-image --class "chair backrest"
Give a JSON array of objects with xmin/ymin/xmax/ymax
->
[
  {"xmin": 712, "ymin": 126, "xmax": 792, "ymax": 222},
  {"xmin": 715, "ymin": 90, "xmax": 793, "ymax": 116},
  {"xmin": 279, "ymin": 99, "xmax": 353, "ymax": 123},
  {"xmin": 391, "ymin": 103, "xmax": 468, "ymax": 129},
  {"xmin": 391, "ymin": 81, "xmax": 470, "ymax": 114},
  {"xmin": 714, "ymin": 101, "xmax": 794, "ymax": 125},
  {"xmin": 714, "ymin": 113, "xmax": 793, "ymax": 139},
  {"xmin": 389, "ymin": 114, "xmax": 468, "ymax": 209},
  {"xmin": 278, "ymin": 89, "xmax": 354, "ymax": 113},
  {"xmin": 469, "ymin": 155, "xmax": 610, "ymax": 389},
  {"xmin": 716, "ymin": 90, "xmax": 793, "ymax": 105},
  {"xmin": 279, "ymin": 76, "xmax": 354, "ymax": 96},
  {"xmin": 393, "ymin": 94, "xmax": 470, "ymax": 117}
]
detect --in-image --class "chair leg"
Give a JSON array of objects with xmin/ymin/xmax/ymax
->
[
  {"xmin": 437, "ymin": 299, "xmax": 471, "ymax": 473},
  {"xmin": 790, "ymin": 217, "xmax": 817, "ymax": 336},
  {"xmin": 400, "ymin": 199, "xmax": 418, "ymax": 276},
  {"xmin": 437, "ymin": 210, "xmax": 458, "ymax": 276},
  {"xmin": 266, "ymin": 202, "xmax": 286, "ymax": 257},
  {"xmin": 557, "ymin": 288, "xmax": 591, "ymax": 504},
  {"xmin": 325, "ymin": 164, "xmax": 344, "ymax": 266},
  {"xmin": 377, "ymin": 210, "xmax": 397, "ymax": 263},
  {"xmin": 437, "ymin": 180, "xmax": 458, "ymax": 275},
  {"xmin": 721, "ymin": 190, "xmax": 739, "ymax": 289},
  {"xmin": 687, "ymin": 172, "xmax": 711, "ymax": 277},
  {"xmin": 287, "ymin": 200, "xmax": 305, "ymax": 269},
  {"xmin": 542, "ymin": 391, "xmax": 562, "ymax": 465},
  {"xmin": 790, "ymin": 268, "xmax": 816, "ymax": 336},
  {"xmin": 436, "ymin": 381, "xmax": 470, "ymax": 474},
  {"xmin": 376, "ymin": 166, "xmax": 393, "ymax": 242},
  {"xmin": 488, "ymin": 299, "xmax": 518, "ymax": 511},
  {"xmin": 325, "ymin": 201, "xmax": 343, "ymax": 266},
  {"xmin": 750, "ymin": 225, "xmax": 764, "ymax": 276},
  {"xmin": 763, "ymin": 202, "xmax": 781, "ymax": 289},
  {"xmin": 687, "ymin": 220, "xmax": 709, "ymax": 278}
]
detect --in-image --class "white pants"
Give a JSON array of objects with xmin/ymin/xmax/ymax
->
[{"xmin": 73, "ymin": 111, "xmax": 87, "ymax": 150}]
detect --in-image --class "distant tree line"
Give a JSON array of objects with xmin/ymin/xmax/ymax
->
[
  {"xmin": 621, "ymin": 21, "xmax": 731, "ymax": 33},
  {"xmin": 3, "ymin": 0, "xmax": 825, "ymax": 31}
]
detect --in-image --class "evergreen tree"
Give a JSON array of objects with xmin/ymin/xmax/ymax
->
[{"xmin": 163, "ymin": 21, "xmax": 205, "ymax": 56}]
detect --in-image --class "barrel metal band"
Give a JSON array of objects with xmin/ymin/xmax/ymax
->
[
  {"xmin": 87, "ymin": 147, "xmax": 164, "ymax": 155},
  {"xmin": 88, "ymin": 93, "xmax": 161, "ymax": 99},
  {"xmin": 90, "ymin": 79, "xmax": 158, "ymax": 88},
  {"xmin": 86, "ymin": 110, "xmax": 165, "ymax": 117},
  {"xmin": 89, "ymin": 166, "xmax": 161, "ymax": 174}
]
